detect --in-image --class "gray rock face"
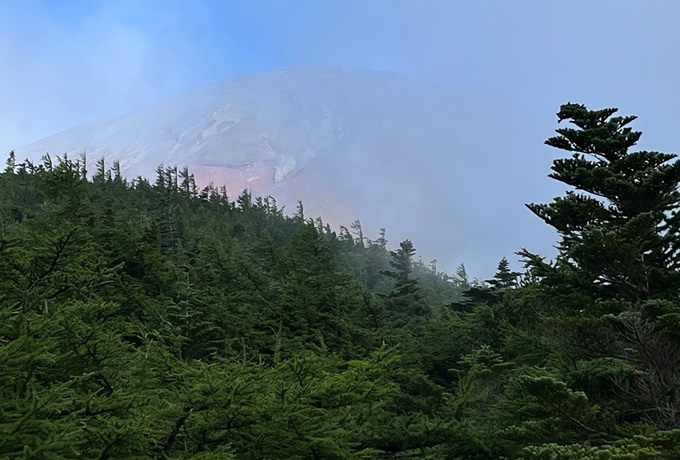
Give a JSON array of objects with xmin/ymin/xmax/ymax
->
[{"xmin": 15, "ymin": 67, "xmax": 410, "ymax": 195}]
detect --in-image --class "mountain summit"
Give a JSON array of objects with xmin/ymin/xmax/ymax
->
[
  {"xmin": 15, "ymin": 67, "xmax": 411, "ymax": 209},
  {"xmin": 14, "ymin": 66, "xmax": 528, "ymax": 274}
]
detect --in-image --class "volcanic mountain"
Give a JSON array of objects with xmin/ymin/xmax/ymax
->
[
  {"xmin": 14, "ymin": 66, "xmax": 543, "ymax": 275},
  {"xmin": 15, "ymin": 67, "xmax": 431, "ymax": 219}
]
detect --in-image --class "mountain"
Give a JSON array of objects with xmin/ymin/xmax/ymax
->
[
  {"xmin": 15, "ymin": 67, "xmax": 412, "ymax": 215},
  {"xmin": 14, "ymin": 67, "xmax": 451, "ymax": 243},
  {"xmin": 13, "ymin": 66, "xmax": 553, "ymax": 276}
]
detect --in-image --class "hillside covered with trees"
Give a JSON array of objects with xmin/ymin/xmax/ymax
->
[{"xmin": 1, "ymin": 104, "xmax": 679, "ymax": 458}]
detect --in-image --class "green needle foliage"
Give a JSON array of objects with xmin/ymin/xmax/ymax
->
[{"xmin": 1, "ymin": 102, "xmax": 680, "ymax": 458}]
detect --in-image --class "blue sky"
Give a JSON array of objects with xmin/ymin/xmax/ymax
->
[
  {"xmin": 1, "ymin": 0, "xmax": 680, "ymax": 274},
  {"xmin": 3, "ymin": 0, "xmax": 680, "ymax": 150}
]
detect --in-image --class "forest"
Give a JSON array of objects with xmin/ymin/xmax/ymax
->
[{"xmin": 1, "ymin": 104, "xmax": 679, "ymax": 459}]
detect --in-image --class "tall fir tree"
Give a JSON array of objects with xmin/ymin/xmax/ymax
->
[
  {"xmin": 381, "ymin": 240, "xmax": 429, "ymax": 324},
  {"xmin": 487, "ymin": 257, "xmax": 520, "ymax": 289},
  {"xmin": 523, "ymin": 103, "xmax": 680, "ymax": 430}
]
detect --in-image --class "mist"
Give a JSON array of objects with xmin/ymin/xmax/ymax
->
[{"xmin": 3, "ymin": 0, "xmax": 680, "ymax": 277}]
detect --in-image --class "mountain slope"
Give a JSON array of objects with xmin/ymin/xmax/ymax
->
[
  {"xmin": 16, "ymin": 67, "xmax": 405, "ymax": 195},
  {"xmin": 13, "ymin": 66, "xmax": 553, "ymax": 275}
]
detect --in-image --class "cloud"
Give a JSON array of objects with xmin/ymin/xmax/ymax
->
[
  {"xmin": 0, "ymin": 1, "xmax": 210, "ymax": 151},
  {"xmin": 3, "ymin": 0, "xmax": 680, "ymax": 276}
]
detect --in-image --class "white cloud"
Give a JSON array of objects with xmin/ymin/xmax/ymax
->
[{"xmin": 0, "ymin": 2, "xmax": 200, "ymax": 152}]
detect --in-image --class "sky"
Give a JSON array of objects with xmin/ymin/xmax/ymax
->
[{"xmin": 2, "ymin": 0, "xmax": 680, "ymax": 276}]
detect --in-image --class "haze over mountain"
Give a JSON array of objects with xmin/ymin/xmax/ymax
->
[{"xmin": 14, "ymin": 66, "xmax": 556, "ymax": 276}]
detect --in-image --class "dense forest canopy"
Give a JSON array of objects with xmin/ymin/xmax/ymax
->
[{"xmin": 1, "ymin": 104, "xmax": 679, "ymax": 458}]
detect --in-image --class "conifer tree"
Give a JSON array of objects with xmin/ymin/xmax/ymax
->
[
  {"xmin": 294, "ymin": 200, "xmax": 304, "ymax": 222},
  {"xmin": 94, "ymin": 157, "xmax": 106, "ymax": 183},
  {"xmin": 79, "ymin": 152, "xmax": 87, "ymax": 179},
  {"xmin": 526, "ymin": 103, "xmax": 680, "ymax": 299},
  {"xmin": 523, "ymin": 103, "xmax": 680, "ymax": 430},
  {"xmin": 454, "ymin": 263, "xmax": 470, "ymax": 290},
  {"xmin": 381, "ymin": 240, "xmax": 429, "ymax": 323},
  {"xmin": 111, "ymin": 159, "xmax": 122, "ymax": 183},
  {"xmin": 377, "ymin": 227, "xmax": 387, "ymax": 250},
  {"xmin": 5, "ymin": 150, "xmax": 15, "ymax": 174},
  {"xmin": 487, "ymin": 257, "xmax": 520, "ymax": 289},
  {"xmin": 237, "ymin": 189, "xmax": 252, "ymax": 212},
  {"xmin": 351, "ymin": 219, "xmax": 365, "ymax": 247}
]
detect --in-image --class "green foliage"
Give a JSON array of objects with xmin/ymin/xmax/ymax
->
[
  {"xmin": 3, "ymin": 102, "xmax": 680, "ymax": 457},
  {"xmin": 0, "ymin": 154, "xmax": 461, "ymax": 458}
]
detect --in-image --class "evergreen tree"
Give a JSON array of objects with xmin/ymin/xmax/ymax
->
[
  {"xmin": 350, "ymin": 219, "xmax": 365, "ymax": 247},
  {"xmin": 487, "ymin": 257, "xmax": 520, "ymax": 289},
  {"xmin": 381, "ymin": 240, "xmax": 429, "ymax": 324},
  {"xmin": 94, "ymin": 157, "xmax": 106, "ymax": 183},
  {"xmin": 523, "ymin": 103, "xmax": 680, "ymax": 431},
  {"xmin": 454, "ymin": 263, "xmax": 470, "ymax": 290},
  {"xmin": 5, "ymin": 150, "xmax": 15, "ymax": 174}
]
